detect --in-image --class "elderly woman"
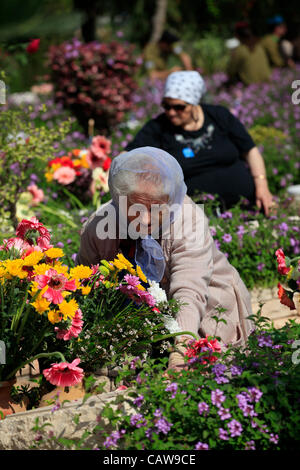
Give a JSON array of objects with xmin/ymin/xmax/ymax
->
[
  {"xmin": 76, "ymin": 147, "xmax": 254, "ymax": 369},
  {"xmin": 126, "ymin": 71, "xmax": 274, "ymax": 215}
]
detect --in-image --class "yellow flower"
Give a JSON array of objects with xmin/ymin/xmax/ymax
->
[
  {"xmin": 51, "ymin": 163, "xmax": 61, "ymax": 172},
  {"xmin": 81, "ymin": 285, "xmax": 91, "ymax": 295},
  {"xmin": 45, "ymin": 171, "xmax": 53, "ymax": 183},
  {"xmin": 0, "ymin": 266, "xmax": 7, "ymax": 279},
  {"xmin": 33, "ymin": 263, "xmax": 51, "ymax": 275},
  {"xmin": 58, "ymin": 298, "xmax": 79, "ymax": 320},
  {"xmin": 136, "ymin": 265, "xmax": 147, "ymax": 283},
  {"xmin": 116, "ymin": 253, "xmax": 134, "ymax": 269},
  {"xmin": 4, "ymin": 259, "xmax": 27, "ymax": 279},
  {"xmin": 112, "ymin": 259, "xmax": 127, "ymax": 271},
  {"xmin": 23, "ymin": 251, "xmax": 44, "ymax": 267},
  {"xmin": 45, "ymin": 248, "xmax": 64, "ymax": 259},
  {"xmin": 48, "ymin": 310, "xmax": 62, "ymax": 324},
  {"xmin": 136, "ymin": 284, "xmax": 146, "ymax": 291},
  {"xmin": 31, "ymin": 297, "xmax": 51, "ymax": 314},
  {"xmin": 70, "ymin": 265, "xmax": 93, "ymax": 280},
  {"xmin": 52, "ymin": 263, "xmax": 69, "ymax": 275}
]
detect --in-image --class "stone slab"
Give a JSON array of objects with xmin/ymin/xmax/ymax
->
[{"xmin": 0, "ymin": 389, "xmax": 133, "ymax": 450}]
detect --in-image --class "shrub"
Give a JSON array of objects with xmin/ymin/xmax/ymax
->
[{"xmin": 48, "ymin": 38, "xmax": 141, "ymax": 134}]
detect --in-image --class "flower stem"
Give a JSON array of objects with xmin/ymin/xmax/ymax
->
[
  {"xmin": 151, "ymin": 330, "xmax": 198, "ymax": 343},
  {"xmin": 5, "ymin": 351, "xmax": 67, "ymax": 381}
]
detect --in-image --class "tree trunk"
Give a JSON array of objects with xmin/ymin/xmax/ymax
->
[{"xmin": 149, "ymin": 0, "xmax": 168, "ymax": 43}]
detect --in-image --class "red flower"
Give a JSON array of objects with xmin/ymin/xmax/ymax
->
[
  {"xmin": 27, "ymin": 39, "xmax": 40, "ymax": 54},
  {"xmin": 102, "ymin": 156, "xmax": 111, "ymax": 171},
  {"xmin": 185, "ymin": 335, "xmax": 222, "ymax": 364},
  {"xmin": 278, "ymin": 283, "xmax": 295, "ymax": 310},
  {"xmin": 16, "ymin": 217, "xmax": 51, "ymax": 250},
  {"xmin": 43, "ymin": 358, "xmax": 84, "ymax": 387},
  {"xmin": 275, "ymin": 249, "xmax": 291, "ymax": 276}
]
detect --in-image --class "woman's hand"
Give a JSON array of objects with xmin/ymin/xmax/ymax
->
[{"xmin": 255, "ymin": 180, "xmax": 275, "ymax": 217}]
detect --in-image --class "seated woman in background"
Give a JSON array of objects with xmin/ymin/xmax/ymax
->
[
  {"xmin": 227, "ymin": 22, "xmax": 271, "ymax": 85},
  {"xmin": 76, "ymin": 147, "xmax": 255, "ymax": 370},
  {"xmin": 126, "ymin": 71, "xmax": 274, "ymax": 215}
]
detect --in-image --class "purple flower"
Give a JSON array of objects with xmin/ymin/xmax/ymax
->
[
  {"xmin": 222, "ymin": 234, "xmax": 232, "ymax": 243},
  {"xmin": 247, "ymin": 387, "xmax": 263, "ymax": 403},
  {"xmin": 198, "ymin": 402, "xmax": 210, "ymax": 416},
  {"xmin": 257, "ymin": 263, "xmax": 265, "ymax": 272},
  {"xmin": 103, "ymin": 429, "xmax": 126, "ymax": 448},
  {"xmin": 230, "ymin": 365, "xmax": 243, "ymax": 376},
  {"xmin": 211, "ymin": 389, "xmax": 226, "ymax": 407},
  {"xmin": 133, "ymin": 395, "xmax": 144, "ymax": 408},
  {"xmin": 56, "ymin": 242, "xmax": 64, "ymax": 248},
  {"xmin": 269, "ymin": 433, "xmax": 279, "ymax": 444},
  {"xmin": 257, "ymin": 334, "xmax": 273, "ymax": 348},
  {"xmin": 218, "ymin": 407, "xmax": 232, "ymax": 420},
  {"xmin": 227, "ymin": 419, "xmax": 243, "ymax": 437},
  {"xmin": 195, "ymin": 442, "xmax": 209, "ymax": 450},
  {"xmin": 214, "ymin": 240, "xmax": 221, "ymax": 250},
  {"xmin": 130, "ymin": 413, "xmax": 147, "ymax": 428},
  {"xmin": 245, "ymin": 440, "xmax": 256, "ymax": 450},
  {"xmin": 155, "ymin": 417, "xmax": 173, "ymax": 435},
  {"xmin": 219, "ymin": 427, "xmax": 229, "ymax": 440},
  {"xmin": 165, "ymin": 382, "xmax": 178, "ymax": 399},
  {"xmin": 278, "ymin": 222, "xmax": 289, "ymax": 232},
  {"xmin": 219, "ymin": 211, "xmax": 233, "ymax": 219}
]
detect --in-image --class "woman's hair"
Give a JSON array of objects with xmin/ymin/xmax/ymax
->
[
  {"xmin": 108, "ymin": 147, "xmax": 187, "ymax": 211},
  {"xmin": 112, "ymin": 159, "xmax": 167, "ymax": 201},
  {"xmin": 235, "ymin": 24, "xmax": 258, "ymax": 52}
]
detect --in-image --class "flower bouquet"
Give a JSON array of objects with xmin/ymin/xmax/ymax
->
[
  {"xmin": 276, "ymin": 248, "xmax": 300, "ymax": 313},
  {"xmin": 0, "ymin": 217, "xmax": 86, "ymax": 391},
  {"xmin": 44, "ymin": 135, "xmax": 111, "ymax": 207},
  {"xmin": 69, "ymin": 253, "xmax": 194, "ymax": 372}
]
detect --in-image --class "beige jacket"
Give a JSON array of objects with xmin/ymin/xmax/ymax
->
[{"xmin": 76, "ymin": 196, "xmax": 254, "ymax": 349}]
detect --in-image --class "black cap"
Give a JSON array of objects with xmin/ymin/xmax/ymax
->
[{"xmin": 159, "ymin": 30, "xmax": 179, "ymax": 44}]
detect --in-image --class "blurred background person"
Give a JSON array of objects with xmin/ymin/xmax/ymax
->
[
  {"xmin": 261, "ymin": 15, "xmax": 295, "ymax": 68},
  {"xmin": 143, "ymin": 30, "xmax": 193, "ymax": 80},
  {"xmin": 126, "ymin": 71, "xmax": 274, "ymax": 215},
  {"xmin": 226, "ymin": 22, "xmax": 271, "ymax": 86}
]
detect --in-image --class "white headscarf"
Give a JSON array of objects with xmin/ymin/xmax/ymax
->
[
  {"xmin": 163, "ymin": 70, "xmax": 206, "ymax": 105},
  {"xmin": 108, "ymin": 147, "xmax": 187, "ymax": 281}
]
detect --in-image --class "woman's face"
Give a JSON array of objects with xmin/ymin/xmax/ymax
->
[
  {"xmin": 127, "ymin": 186, "xmax": 169, "ymax": 237},
  {"xmin": 162, "ymin": 97, "xmax": 193, "ymax": 127}
]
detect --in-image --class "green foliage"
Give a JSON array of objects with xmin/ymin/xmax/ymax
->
[
  {"xmin": 0, "ymin": 107, "xmax": 71, "ymax": 227},
  {"xmin": 29, "ymin": 313, "xmax": 300, "ymax": 450}
]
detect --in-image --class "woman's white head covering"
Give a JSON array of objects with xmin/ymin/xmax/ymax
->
[
  {"xmin": 163, "ymin": 70, "xmax": 206, "ymax": 105},
  {"xmin": 108, "ymin": 146, "xmax": 187, "ymax": 282}
]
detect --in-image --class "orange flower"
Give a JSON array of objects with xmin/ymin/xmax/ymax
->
[{"xmin": 277, "ymin": 283, "xmax": 295, "ymax": 310}]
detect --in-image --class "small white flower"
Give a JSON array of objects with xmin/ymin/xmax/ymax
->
[
  {"xmin": 162, "ymin": 314, "xmax": 182, "ymax": 334},
  {"xmin": 147, "ymin": 281, "xmax": 167, "ymax": 303}
]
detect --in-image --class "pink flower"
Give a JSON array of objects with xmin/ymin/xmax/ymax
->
[
  {"xmin": 55, "ymin": 309, "xmax": 84, "ymax": 340},
  {"xmin": 0, "ymin": 237, "xmax": 31, "ymax": 254},
  {"xmin": 86, "ymin": 136, "xmax": 111, "ymax": 169},
  {"xmin": 116, "ymin": 385, "xmax": 128, "ymax": 391},
  {"xmin": 43, "ymin": 358, "xmax": 84, "ymax": 387},
  {"xmin": 27, "ymin": 184, "xmax": 45, "ymax": 206},
  {"xmin": 16, "ymin": 217, "xmax": 51, "ymax": 250},
  {"xmin": 91, "ymin": 135, "xmax": 111, "ymax": 155},
  {"xmin": 53, "ymin": 166, "xmax": 76, "ymax": 185},
  {"xmin": 35, "ymin": 268, "xmax": 77, "ymax": 304}
]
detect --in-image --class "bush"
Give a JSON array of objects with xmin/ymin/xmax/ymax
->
[{"xmin": 48, "ymin": 38, "xmax": 141, "ymax": 134}]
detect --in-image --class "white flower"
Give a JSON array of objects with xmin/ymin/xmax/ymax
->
[
  {"xmin": 92, "ymin": 167, "xmax": 109, "ymax": 193},
  {"xmin": 162, "ymin": 314, "xmax": 182, "ymax": 334},
  {"xmin": 147, "ymin": 280, "xmax": 167, "ymax": 304}
]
